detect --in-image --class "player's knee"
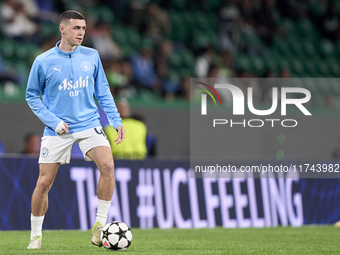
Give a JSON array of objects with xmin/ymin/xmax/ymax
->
[
  {"xmin": 100, "ymin": 161, "xmax": 115, "ymax": 179},
  {"xmin": 36, "ymin": 177, "xmax": 53, "ymax": 193}
]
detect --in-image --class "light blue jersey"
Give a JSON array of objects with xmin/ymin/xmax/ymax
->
[{"xmin": 26, "ymin": 41, "xmax": 122, "ymax": 136}]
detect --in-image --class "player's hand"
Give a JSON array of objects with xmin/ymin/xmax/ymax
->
[
  {"xmin": 115, "ymin": 126, "xmax": 125, "ymax": 145},
  {"xmin": 55, "ymin": 121, "xmax": 69, "ymax": 135}
]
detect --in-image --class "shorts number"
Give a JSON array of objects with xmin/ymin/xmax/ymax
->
[{"xmin": 94, "ymin": 127, "xmax": 108, "ymax": 139}]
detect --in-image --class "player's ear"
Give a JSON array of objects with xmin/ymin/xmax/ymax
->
[{"xmin": 59, "ymin": 23, "xmax": 65, "ymax": 36}]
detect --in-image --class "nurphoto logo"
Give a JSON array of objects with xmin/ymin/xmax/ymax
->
[{"xmin": 197, "ymin": 82, "xmax": 312, "ymax": 128}]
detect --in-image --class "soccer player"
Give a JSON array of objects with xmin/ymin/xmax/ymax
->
[{"xmin": 25, "ymin": 10, "xmax": 125, "ymax": 249}]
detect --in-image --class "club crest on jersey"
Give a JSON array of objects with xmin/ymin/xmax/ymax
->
[
  {"xmin": 81, "ymin": 61, "xmax": 90, "ymax": 72},
  {"xmin": 41, "ymin": 147, "xmax": 49, "ymax": 157}
]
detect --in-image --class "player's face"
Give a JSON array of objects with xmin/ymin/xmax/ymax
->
[{"xmin": 60, "ymin": 19, "xmax": 86, "ymax": 47}]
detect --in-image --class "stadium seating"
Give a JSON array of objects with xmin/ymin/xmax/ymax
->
[{"xmin": 0, "ymin": 1, "xmax": 339, "ymax": 107}]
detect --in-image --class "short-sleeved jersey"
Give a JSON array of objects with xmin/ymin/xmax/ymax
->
[{"xmin": 26, "ymin": 41, "xmax": 122, "ymax": 136}]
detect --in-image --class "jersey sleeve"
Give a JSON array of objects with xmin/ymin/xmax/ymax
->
[
  {"xmin": 93, "ymin": 52, "xmax": 123, "ymax": 130},
  {"xmin": 25, "ymin": 58, "xmax": 62, "ymax": 131}
]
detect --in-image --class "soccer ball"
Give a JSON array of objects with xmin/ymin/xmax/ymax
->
[{"xmin": 100, "ymin": 221, "xmax": 133, "ymax": 250}]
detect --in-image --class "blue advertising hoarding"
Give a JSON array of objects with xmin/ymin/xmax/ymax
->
[{"xmin": 0, "ymin": 157, "xmax": 340, "ymax": 230}]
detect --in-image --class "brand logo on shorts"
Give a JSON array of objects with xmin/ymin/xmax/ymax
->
[
  {"xmin": 41, "ymin": 147, "xmax": 49, "ymax": 157},
  {"xmin": 81, "ymin": 61, "xmax": 90, "ymax": 72}
]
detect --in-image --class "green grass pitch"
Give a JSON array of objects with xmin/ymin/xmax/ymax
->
[{"xmin": 1, "ymin": 226, "xmax": 339, "ymax": 254}]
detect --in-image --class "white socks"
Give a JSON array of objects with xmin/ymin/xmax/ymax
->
[
  {"xmin": 30, "ymin": 214, "xmax": 45, "ymax": 239},
  {"xmin": 30, "ymin": 199, "xmax": 110, "ymax": 238},
  {"xmin": 96, "ymin": 199, "xmax": 111, "ymax": 225}
]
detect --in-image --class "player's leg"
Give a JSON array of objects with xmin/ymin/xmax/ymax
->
[
  {"xmin": 86, "ymin": 145, "xmax": 115, "ymax": 246},
  {"xmin": 77, "ymin": 127, "xmax": 114, "ymax": 246},
  {"xmin": 31, "ymin": 163, "xmax": 60, "ymax": 216},
  {"xmin": 28, "ymin": 163, "xmax": 60, "ymax": 249},
  {"xmin": 28, "ymin": 134, "xmax": 74, "ymax": 249},
  {"xmin": 87, "ymin": 146, "xmax": 115, "ymax": 201}
]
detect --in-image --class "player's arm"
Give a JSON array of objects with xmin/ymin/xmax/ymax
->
[
  {"xmin": 93, "ymin": 51, "xmax": 125, "ymax": 143},
  {"xmin": 26, "ymin": 59, "xmax": 68, "ymax": 135}
]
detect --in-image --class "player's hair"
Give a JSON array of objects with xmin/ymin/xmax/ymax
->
[{"xmin": 59, "ymin": 10, "xmax": 85, "ymax": 24}]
